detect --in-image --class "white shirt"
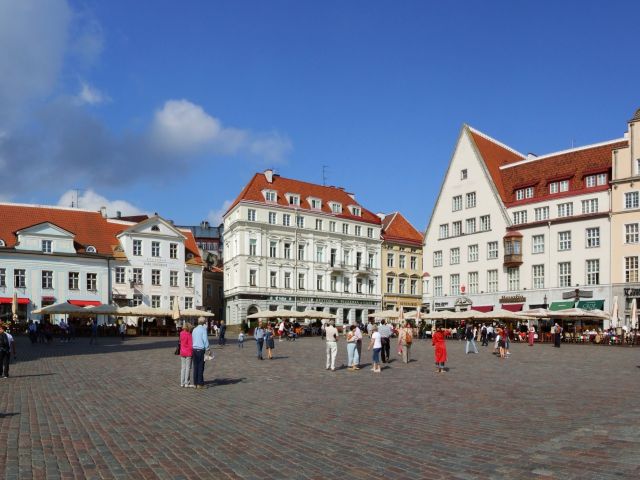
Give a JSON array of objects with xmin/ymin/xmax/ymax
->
[
  {"xmin": 325, "ymin": 325, "xmax": 338, "ymax": 342},
  {"xmin": 371, "ymin": 331, "xmax": 382, "ymax": 349}
]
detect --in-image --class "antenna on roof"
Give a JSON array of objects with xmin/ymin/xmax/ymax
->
[{"xmin": 322, "ymin": 165, "xmax": 328, "ymax": 186}]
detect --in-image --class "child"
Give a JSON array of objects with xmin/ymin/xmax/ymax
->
[{"xmin": 238, "ymin": 331, "xmax": 245, "ymax": 348}]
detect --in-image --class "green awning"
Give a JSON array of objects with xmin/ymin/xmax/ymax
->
[
  {"xmin": 549, "ymin": 301, "xmax": 575, "ymax": 311},
  {"xmin": 577, "ymin": 300, "xmax": 604, "ymax": 311}
]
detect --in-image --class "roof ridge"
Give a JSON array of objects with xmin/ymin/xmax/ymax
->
[
  {"xmin": 274, "ymin": 174, "xmax": 357, "ymax": 199},
  {"xmin": 0, "ymin": 201, "xmax": 101, "ymax": 214},
  {"xmin": 467, "ymin": 126, "xmax": 526, "ymax": 159},
  {"xmin": 499, "ymin": 137, "xmax": 627, "ymax": 170}
]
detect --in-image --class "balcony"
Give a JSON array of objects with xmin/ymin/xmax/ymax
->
[
  {"xmin": 503, "ymin": 231, "xmax": 523, "ymax": 267},
  {"xmin": 329, "ymin": 262, "xmax": 345, "ymax": 272}
]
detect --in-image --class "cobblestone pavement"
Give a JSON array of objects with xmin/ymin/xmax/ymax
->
[{"xmin": 1, "ymin": 334, "xmax": 640, "ymax": 480}]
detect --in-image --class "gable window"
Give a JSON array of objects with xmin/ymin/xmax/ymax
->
[
  {"xmin": 247, "ymin": 209, "xmax": 256, "ymax": 221},
  {"xmin": 42, "ymin": 271, "xmax": 53, "ymax": 289},
  {"xmin": 585, "ymin": 227, "xmax": 600, "ymax": 248},
  {"xmin": 515, "ymin": 187, "xmax": 533, "ymax": 201},
  {"xmin": 268, "ymin": 212, "xmax": 277, "ymax": 224},
  {"xmin": 133, "ymin": 240, "xmax": 142, "ymax": 256},
  {"xmin": 557, "ymin": 202, "xmax": 573, "ymax": 217},
  {"xmin": 625, "ymin": 191, "xmax": 639, "ymax": 209},
  {"xmin": 513, "ymin": 210, "xmax": 527, "ymax": 225},
  {"xmin": 461, "ymin": 169, "xmax": 468, "ymax": 180},
  {"xmin": 534, "ymin": 206, "xmax": 549, "ymax": 221},
  {"xmin": 452, "ymin": 195, "xmax": 462, "ymax": 212},
  {"xmin": 151, "ymin": 241, "xmax": 160, "ymax": 257},
  {"xmin": 170, "ymin": 243, "xmax": 178, "ymax": 259},
  {"xmin": 582, "ymin": 198, "xmax": 598, "ymax": 214},
  {"xmin": 466, "ymin": 192, "xmax": 477, "ymax": 208},
  {"xmin": 87, "ymin": 273, "xmax": 97, "ymax": 291},
  {"xmin": 480, "ymin": 215, "xmax": 491, "ymax": 231},
  {"xmin": 351, "ymin": 206, "xmax": 361, "ymax": 217},
  {"xmin": 68, "ymin": 272, "xmax": 79, "ymax": 290},
  {"xmin": 41, "ymin": 240, "xmax": 52, "ymax": 253}
]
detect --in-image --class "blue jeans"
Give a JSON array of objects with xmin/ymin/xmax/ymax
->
[
  {"xmin": 192, "ymin": 349, "xmax": 205, "ymax": 386},
  {"xmin": 372, "ymin": 347, "xmax": 381, "ymax": 364},
  {"xmin": 347, "ymin": 342, "xmax": 359, "ymax": 367},
  {"xmin": 465, "ymin": 339, "xmax": 478, "ymax": 354},
  {"xmin": 256, "ymin": 338, "xmax": 264, "ymax": 358}
]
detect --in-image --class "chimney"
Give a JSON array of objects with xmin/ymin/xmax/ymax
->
[
  {"xmin": 100, "ymin": 206, "xmax": 107, "ymax": 218},
  {"xmin": 264, "ymin": 169, "xmax": 274, "ymax": 183},
  {"xmin": 201, "ymin": 220, "xmax": 210, "ymax": 229},
  {"xmin": 116, "ymin": 211, "xmax": 122, "ymax": 219},
  {"xmin": 527, "ymin": 153, "xmax": 537, "ymax": 160},
  {"xmin": 376, "ymin": 212, "xmax": 386, "ymax": 220}
]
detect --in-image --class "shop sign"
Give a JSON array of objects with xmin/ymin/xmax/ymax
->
[
  {"xmin": 434, "ymin": 302, "xmax": 449, "ymax": 308},
  {"xmin": 499, "ymin": 295, "xmax": 526, "ymax": 304},
  {"xmin": 624, "ymin": 288, "xmax": 640, "ymax": 297}
]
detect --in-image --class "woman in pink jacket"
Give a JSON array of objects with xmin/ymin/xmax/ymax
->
[{"xmin": 179, "ymin": 324, "xmax": 194, "ymax": 387}]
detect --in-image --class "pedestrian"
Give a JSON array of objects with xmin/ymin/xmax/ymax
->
[
  {"xmin": 398, "ymin": 321, "xmax": 413, "ymax": 363},
  {"xmin": 378, "ymin": 319, "xmax": 392, "ymax": 363},
  {"xmin": 119, "ymin": 321, "xmax": 126, "ymax": 341},
  {"xmin": 59, "ymin": 318, "xmax": 68, "ymax": 343},
  {"xmin": 191, "ymin": 317, "xmax": 210, "ymax": 389},
  {"xmin": 238, "ymin": 331, "xmax": 245, "ymax": 348},
  {"xmin": 89, "ymin": 318, "xmax": 98, "ymax": 345},
  {"xmin": 480, "ymin": 324, "xmax": 488, "ymax": 346},
  {"xmin": 432, "ymin": 325, "xmax": 447, "ymax": 373},
  {"xmin": 465, "ymin": 324, "xmax": 478, "ymax": 354},
  {"xmin": 528, "ymin": 325, "xmax": 535, "ymax": 346},
  {"xmin": 367, "ymin": 325, "xmax": 382, "ymax": 373},
  {"xmin": 366, "ymin": 320, "xmax": 374, "ymax": 337},
  {"xmin": 265, "ymin": 323, "xmax": 275, "ymax": 360},
  {"xmin": 254, "ymin": 320, "xmax": 265, "ymax": 360},
  {"xmin": 278, "ymin": 321, "xmax": 285, "ymax": 341},
  {"xmin": 553, "ymin": 323, "xmax": 562, "ymax": 348},
  {"xmin": 504, "ymin": 326, "xmax": 511, "ymax": 356},
  {"xmin": 354, "ymin": 323, "xmax": 363, "ymax": 367},
  {"xmin": 218, "ymin": 320, "xmax": 226, "ymax": 346},
  {"xmin": 497, "ymin": 328, "xmax": 506, "ymax": 359},
  {"xmin": 179, "ymin": 323, "xmax": 194, "ymax": 387},
  {"xmin": 0, "ymin": 324, "xmax": 12, "ymax": 378},
  {"xmin": 325, "ymin": 320, "xmax": 339, "ymax": 371},
  {"xmin": 27, "ymin": 319, "xmax": 37, "ymax": 344},
  {"xmin": 346, "ymin": 325, "xmax": 360, "ymax": 370}
]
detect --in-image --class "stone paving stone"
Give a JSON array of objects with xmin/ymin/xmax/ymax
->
[{"xmin": 1, "ymin": 336, "xmax": 640, "ymax": 479}]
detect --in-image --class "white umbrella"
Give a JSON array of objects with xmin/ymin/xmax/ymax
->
[
  {"xmin": 11, "ymin": 292, "xmax": 18, "ymax": 321},
  {"xmin": 402, "ymin": 310, "xmax": 429, "ymax": 320},
  {"xmin": 247, "ymin": 309, "xmax": 306, "ymax": 319},
  {"xmin": 368, "ymin": 309, "xmax": 401, "ymax": 319},
  {"xmin": 83, "ymin": 304, "xmax": 119, "ymax": 315},
  {"xmin": 171, "ymin": 298, "xmax": 181, "ymax": 320},
  {"xmin": 32, "ymin": 302, "xmax": 88, "ymax": 315},
  {"xmin": 181, "ymin": 308, "xmax": 215, "ymax": 317},
  {"xmin": 479, "ymin": 309, "xmax": 535, "ymax": 321},
  {"xmin": 301, "ymin": 310, "xmax": 336, "ymax": 320},
  {"xmin": 425, "ymin": 310, "xmax": 485, "ymax": 320},
  {"xmin": 548, "ymin": 308, "xmax": 609, "ymax": 319},
  {"xmin": 117, "ymin": 305, "xmax": 172, "ymax": 317},
  {"xmin": 631, "ymin": 299, "xmax": 638, "ymax": 329},
  {"xmin": 610, "ymin": 296, "xmax": 619, "ymax": 328},
  {"xmin": 521, "ymin": 308, "xmax": 551, "ymax": 318}
]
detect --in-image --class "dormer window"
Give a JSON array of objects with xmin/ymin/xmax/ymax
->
[
  {"xmin": 515, "ymin": 187, "xmax": 534, "ymax": 201},
  {"xmin": 86, "ymin": 246, "xmax": 97, "ymax": 253},
  {"xmin": 549, "ymin": 180, "xmax": 569, "ymax": 194},
  {"xmin": 585, "ymin": 173, "xmax": 607, "ymax": 188},
  {"xmin": 287, "ymin": 194, "xmax": 300, "ymax": 206},
  {"xmin": 309, "ymin": 198, "xmax": 322, "ymax": 210},
  {"xmin": 349, "ymin": 206, "xmax": 361, "ymax": 217},
  {"xmin": 330, "ymin": 202, "xmax": 342, "ymax": 214},
  {"xmin": 264, "ymin": 190, "xmax": 277, "ymax": 203},
  {"xmin": 42, "ymin": 240, "xmax": 52, "ymax": 253}
]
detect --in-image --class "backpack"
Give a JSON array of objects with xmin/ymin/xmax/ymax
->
[{"xmin": 405, "ymin": 329, "xmax": 413, "ymax": 345}]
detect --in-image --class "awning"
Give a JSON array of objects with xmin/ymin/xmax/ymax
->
[
  {"xmin": 68, "ymin": 300, "xmax": 102, "ymax": 307},
  {"xmin": 550, "ymin": 301, "xmax": 574, "ymax": 311},
  {"xmin": 41, "ymin": 296, "xmax": 56, "ymax": 302},
  {"xmin": 577, "ymin": 300, "xmax": 604, "ymax": 311},
  {"xmin": 0, "ymin": 297, "xmax": 29, "ymax": 305},
  {"xmin": 471, "ymin": 305, "xmax": 494, "ymax": 312},
  {"xmin": 501, "ymin": 304, "xmax": 523, "ymax": 312}
]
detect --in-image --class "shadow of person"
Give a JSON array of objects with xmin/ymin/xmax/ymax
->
[{"xmin": 206, "ymin": 378, "xmax": 246, "ymax": 386}]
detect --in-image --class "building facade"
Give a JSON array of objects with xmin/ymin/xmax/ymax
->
[
  {"xmin": 380, "ymin": 212, "xmax": 423, "ymax": 311},
  {"xmin": 223, "ymin": 170, "xmax": 382, "ymax": 325}
]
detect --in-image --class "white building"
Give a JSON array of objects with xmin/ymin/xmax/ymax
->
[
  {"xmin": 223, "ymin": 169, "xmax": 382, "ymax": 325},
  {"xmin": 423, "ymin": 125, "xmax": 623, "ymax": 320}
]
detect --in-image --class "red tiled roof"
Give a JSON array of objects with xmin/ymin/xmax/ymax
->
[
  {"xmin": 381, "ymin": 212, "xmax": 423, "ymax": 245},
  {"xmin": 227, "ymin": 172, "xmax": 382, "ymax": 225},
  {"xmin": 468, "ymin": 128, "xmax": 627, "ymax": 206}
]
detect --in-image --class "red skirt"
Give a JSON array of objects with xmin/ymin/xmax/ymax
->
[{"xmin": 434, "ymin": 344, "xmax": 447, "ymax": 363}]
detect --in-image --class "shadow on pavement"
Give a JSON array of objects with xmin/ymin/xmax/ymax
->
[
  {"xmin": 0, "ymin": 412, "xmax": 20, "ymax": 418},
  {"xmin": 207, "ymin": 377, "xmax": 246, "ymax": 386}
]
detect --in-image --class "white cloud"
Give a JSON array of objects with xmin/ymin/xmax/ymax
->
[
  {"xmin": 75, "ymin": 81, "xmax": 110, "ymax": 105},
  {"xmin": 207, "ymin": 199, "xmax": 233, "ymax": 226},
  {"xmin": 57, "ymin": 189, "xmax": 147, "ymax": 218}
]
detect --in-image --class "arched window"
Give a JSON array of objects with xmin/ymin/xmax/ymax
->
[{"xmin": 86, "ymin": 245, "xmax": 97, "ymax": 253}]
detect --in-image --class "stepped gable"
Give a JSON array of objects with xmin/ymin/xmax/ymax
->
[
  {"xmin": 227, "ymin": 172, "xmax": 381, "ymax": 225},
  {"xmin": 381, "ymin": 212, "xmax": 423, "ymax": 245}
]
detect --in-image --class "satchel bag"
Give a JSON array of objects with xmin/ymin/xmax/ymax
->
[{"xmin": 174, "ymin": 343, "xmax": 180, "ymax": 355}]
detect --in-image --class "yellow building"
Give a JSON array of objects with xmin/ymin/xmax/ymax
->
[
  {"xmin": 611, "ymin": 108, "xmax": 640, "ymax": 326},
  {"xmin": 380, "ymin": 212, "xmax": 423, "ymax": 311}
]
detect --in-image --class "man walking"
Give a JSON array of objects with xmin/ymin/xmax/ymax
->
[
  {"xmin": 378, "ymin": 320, "xmax": 392, "ymax": 363},
  {"xmin": 465, "ymin": 325, "xmax": 479, "ymax": 354},
  {"xmin": 254, "ymin": 320, "xmax": 265, "ymax": 360},
  {"xmin": 0, "ymin": 324, "xmax": 12, "ymax": 378},
  {"xmin": 218, "ymin": 320, "xmax": 226, "ymax": 346},
  {"xmin": 89, "ymin": 318, "xmax": 99, "ymax": 345},
  {"xmin": 354, "ymin": 323, "xmax": 363, "ymax": 367},
  {"xmin": 325, "ymin": 320, "xmax": 339, "ymax": 371},
  {"xmin": 480, "ymin": 324, "xmax": 488, "ymax": 346},
  {"xmin": 191, "ymin": 317, "xmax": 210, "ymax": 389}
]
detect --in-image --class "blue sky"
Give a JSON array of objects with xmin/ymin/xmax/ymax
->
[{"xmin": 1, "ymin": 0, "xmax": 639, "ymax": 231}]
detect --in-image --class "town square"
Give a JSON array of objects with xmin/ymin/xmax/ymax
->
[{"xmin": 2, "ymin": 0, "xmax": 640, "ymax": 479}]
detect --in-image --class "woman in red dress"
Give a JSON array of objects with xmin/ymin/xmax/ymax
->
[{"xmin": 432, "ymin": 326, "xmax": 447, "ymax": 373}]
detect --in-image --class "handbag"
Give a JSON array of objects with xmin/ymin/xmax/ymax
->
[{"xmin": 174, "ymin": 343, "xmax": 180, "ymax": 355}]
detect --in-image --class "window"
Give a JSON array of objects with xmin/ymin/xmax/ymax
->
[
  {"xmin": 535, "ymin": 207, "xmax": 549, "ymax": 221},
  {"xmin": 151, "ymin": 269, "xmax": 161, "ymax": 286},
  {"xmin": 270, "ymin": 271, "xmax": 277, "ymax": 288},
  {"xmin": 549, "ymin": 182, "xmax": 558, "ymax": 194},
  {"xmin": 410, "ymin": 279, "xmax": 417, "ymax": 295},
  {"xmin": 439, "ymin": 224, "xmax": 449, "ymax": 239},
  {"xmin": 410, "ymin": 256, "xmax": 417, "ymax": 270},
  {"xmin": 247, "ymin": 209, "xmax": 256, "ymax": 221},
  {"xmin": 330, "ymin": 202, "xmax": 342, "ymax": 213},
  {"xmin": 329, "ymin": 221, "xmax": 336, "ymax": 233},
  {"xmin": 170, "ymin": 243, "xmax": 178, "ymax": 259},
  {"xmin": 466, "ymin": 218, "xmax": 476, "ymax": 234},
  {"xmin": 585, "ymin": 175, "xmax": 596, "ymax": 188},
  {"xmin": 586, "ymin": 259, "xmax": 600, "ymax": 285},
  {"xmin": 329, "ymin": 248, "xmax": 337, "ymax": 266},
  {"xmin": 352, "ymin": 207, "xmax": 361, "ymax": 217},
  {"xmin": 298, "ymin": 244, "xmax": 305, "ymax": 261},
  {"xmin": 132, "ymin": 268, "xmax": 143, "ymax": 284},
  {"xmin": 450, "ymin": 274, "xmax": 460, "ymax": 296},
  {"xmin": 184, "ymin": 297, "xmax": 193, "ymax": 309},
  {"xmin": 582, "ymin": 198, "xmax": 598, "ymax": 214},
  {"xmin": 249, "ymin": 239, "xmax": 257, "ymax": 256},
  {"xmin": 343, "ymin": 249, "xmax": 350, "ymax": 266},
  {"xmin": 288, "ymin": 195, "xmax": 300, "ymax": 206},
  {"xmin": 461, "ymin": 169, "xmax": 468, "ymax": 180},
  {"xmin": 532, "ymin": 265, "xmax": 545, "ymax": 289},
  {"xmin": 586, "ymin": 174, "xmax": 607, "ymax": 187},
  {"xmin": 559, "ymin": 180, "xmax": 569, "ymax": 192},
  {"xmin": 399, "ymin": 278, "xmax": 406, "ymax": 294},
  {"xmin": 151, "ymin": 295, "xmax": 161, "ymax": 308},
  {"xmin": 452, "ymin": 195, "xmax": 462, "ymax": 211},
  {"xmin": 249, "ymin": 269, "xmax": 257, "ymax": 287},
  {"xmin": 355, "ymin": 251, "xmax": 363, "ymax": 270},
  {"xmin": 625, "ymin": 192, "xmax": 639, "ymax": 209},
  {"xmin": 342, "ymin": 223, "xmax": 349, "ymax": 235},
  {"xmin": 284, "ymin": 272, "xmax": 292, "ymax": 289},
  {"xmin": 367, "ymin": 228, "xmax": 373, "ymax": 238},
  {"xmin": 625, "ymin": 223, "xmax": 639, "ymax": 244},
  {"xmin": 284, "ymin": 243, "xmax": 291, "ymax": 259},
  {"xmin": 433, "ymin": 250, "xmax": 443, "ymax": 267},
  {"xmin": 586, "ymin": 227, "xmax": 600, "ymax": 248},
  {"xmin": 115, "ymin": 267, "xmax": 125, "ymax": 284},
  {"xmin": 68, "ymin": 272, "xmax": 79, "ymax": 290},
  {"xmin": 637, "ymin": 159, "xmax": 640, "ymax": 175},
  {"xmin": 557, "ymin": 202, "xmax": 573, "ymax": 217},
  {"xmin": 298, "ymin": 273, "xmax": 305, "ymax": 290},
  {"xmin": 355, "ymin": 225, "xmax": 361, "ymax": 236},
  {"xmin": 269, "ymin": 212, "xmax": 277, "ymax": 224},
  {"xmin": 625, "ymin": 256, "xmax": 639, "ymax": 282},
  {"xmin": 133, "ymin": 240, "xmax": 142, "ymax": 256},
  {"xmin": 387, "ymin": 253, "xmax": 394, "ymax": 268},
  {"xmin": 265, "ymin": 191, "xmax": 276, "ymax": 202},
  {"xmin": 468, "ymin": 244, "xmax": 479, "ymax": 262},
  {"xmin": 515, "ymin": 187, "xmax": 533, "ymax": 200},
  {"xmin": 532, "ymin": 234, "xmax": 545, "ymax": 254},
  {"xmin": 452, "ymin": 221, "xmax": 462, "ymax": 237},
  {"xmin": 399, "ymin": 255, "xmax": 406, "ymax": 269},
  {"xmin": 282, "ymin": 214, "xmax": 291, "ymax": 227},
  {"xmin": 42, "ymin": 271, "xmax": 53, "ymax": 289},
  {"xmin": 468, "ymin": 272, "xmax": 479, "ymax": 294},
  {"xmin": 296, "ymin": 215, "xmax": 304, "ymax": 228},
  {"xmin": 369, "ymin": 279, "xmax": 375, "ymax": 294},
  {"xmin": 466, "ymin": 192, "xmax": 477, "ymax": 208},
  {"xmin": 368, "ymin": 253, "xmax": 375, "ymax": 268},
  {"xmin": 480, "ymin": 215, "xmax": 491, "ymax": 231},
  {"xmin": 507, "ymin": 267, "xmax": 519, "ymax": 291},
  {"xmin": 330, "ymin": 275, "xmax": 337, "ymax": 292},
  {"xmin": 310, "ymin": 198, "xmax": 321, "ymax": 210},
  {"xmin": 269, "ymin": 241, "xmax": 277, "ymax": 258},
  {"xmin": 315, "ymin": 274, "xmax": 324, "ymax": 291},
  {"xmin": 0, "ymin": 268, "xmax": 5, "ymax": 287},
  {"xmin": 132, "ymin": 294, "xmax": 143, "ymax": 307},
  {"xmin": 558, "ymin": 262, "xmax": 572, "ymax": 287},
  {"xmin": 487, "ymin": 270, "xmax": 498, "ymax": 293},
  {"xmin": 450, "ymin": 247, "xmax": 460, "ymax": 265},
  {"xmin": 513, "ymin": 210, "xmax": 527, "ymax": 225},
  {"xmin": 386, "ymin": 277, "xmax": 394, "ymax": 293},
  {"xmin": 41, "ymin": 240, "xmax": 52, "ymax": 253},
  {"xmin": 434, "ymin": 276, "xmax": 443, "ymax": 296},
  {"xmin": 170, "ymin": 271, "xmax": 178, "ymax": 287},
  {"xmin": 343, "ymin": 277, "xmax": 350, "ymax": 293},
  {"xmin": 558, "ymin": 231, "xmax": 572, "ymax": 251},
  {"xmin": 315, "ymin": 219, "xmax": 323, "ymax": 231},
  {"xmin": 487, "ymin": 241, "xmax": 498, "ymax": 260}
]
